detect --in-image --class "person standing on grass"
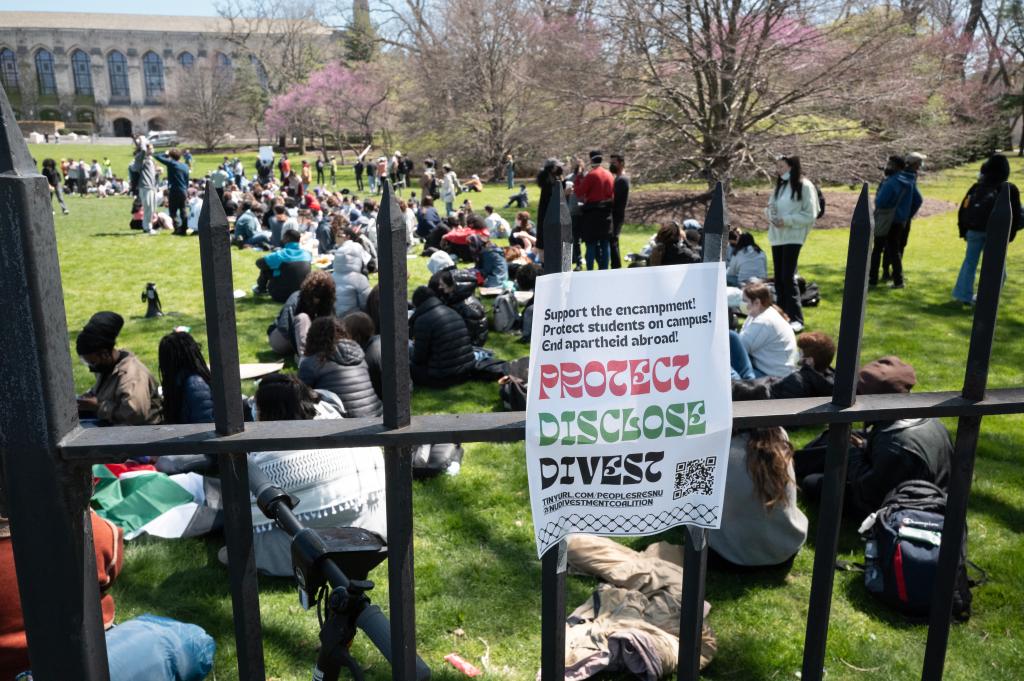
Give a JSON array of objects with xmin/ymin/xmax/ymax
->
[
  {"xmin": 154, "ymin": 148, "xmax": 191, "ymax": 235},
  {"xmin": 765, "ymin": 155, "xmax": 818, "ymax": 332},
  {"xmin": 355, "ymin": 156, "xmax": 365, "ymax": 191},
  {"xmin": 132, "ymin": 138, "xmax": 160, "ymax": 235},
  {"xmin": 609, "ymin": 153, "xmax": 630, "ymax": 269},
  {"xmin": 504, "ymin": 153, "xmax": 515, "ymax": 189},
  {"xmin": 316, "ymin": 155, "xmax": 326, "ymax": 186},
  {"xmin": 76, "ymin": 158, "xmax": 89, "ymax": 197},
  {"xmin": 897, "ymin": 152, "xmax": 926, "ymax": 268},
  {"xmin": 441, "ymin": 163, "xmax": 460, "ymax": 216},
  {"xmin": 41, "ymin": 158, "xmax": 69, "ymax": 216},
  {"xmin": 574, "ymin": 150, "xmax": 615, "ymax": 270},
  {"xmin": 278, "ymin": 153, "xmax": 291, "ymax": 184},
  {"xmin": 952, "ymin": 153, "xmax": 1022, "ymax": 305},
  {"xmin": 869, "ymin": 154, "xmax": 922, "ymax": 290},
  {"xmin": 329, "ymin": 156, "xmax": 337, "ymax": 185}
]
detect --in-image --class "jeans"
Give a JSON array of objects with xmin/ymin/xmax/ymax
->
[
  {"xmin": 771, "ymin": 243, "xmax": 803, "ymax": 324},
  {"xmin": 50, "ymin": 185, "xmax": 68, "ymax": 213},
  {"xmin": 729, "ymin": 330, "xmax": 756, "ymax": 380},
  {"xmin": 952, "ymin": 230, "xmax": 1007, "ymax": 303},
  {"xmin": 368, "ymin": 173, "xmax": 376, "ymax": 193},
  {"xmin": 585, "ymin": 239, "xmax": 610, "ymax": 270},
  {"xmin": 445, "ymin": 200, "xmax": 455, "ymax": 216}
]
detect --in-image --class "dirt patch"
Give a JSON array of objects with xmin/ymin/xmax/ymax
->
[{"xmin": 626, "ymin": 188, "xmax": 956, "ymax": 230}]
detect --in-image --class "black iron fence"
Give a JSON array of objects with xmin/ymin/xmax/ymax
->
[{"xmin": 1, "ymin": 84, "xmax": 1022, "ymax": 681}]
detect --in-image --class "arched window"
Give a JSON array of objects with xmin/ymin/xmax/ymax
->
[
  {"xmin": 142, "ymin": 51, "xmax": 164, "ymax": 99},
  {"xmin": 216, "ymin": 52, "xmax": 232, "ymax": 69},
  {"xmin": 34, "ymin": 49, "xmax": 57, "ymax": 95},
  {"xmin": 178, "ymin": 51, "xmax": 194, "ymax": 69},
  {"xmin": 107, "ymin": 50, "xmax": 129, "ymax": 99},
  {"xmin": 249, "ymin": 54, "xmax": 268, "ymax": 90},
  {"xmin": 0, "ymin": 48, "xmax": 18, "ymax": 92},
  {"xmin": 71, "ymin": 50, "xmax": 93, "ymax": 96}
]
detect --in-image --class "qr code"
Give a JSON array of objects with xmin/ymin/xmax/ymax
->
[{"xmin": 673, "ymin": 457, "xmax": 717, "ymax": 500}]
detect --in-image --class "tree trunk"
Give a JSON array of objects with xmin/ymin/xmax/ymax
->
[
  {"xmin": 958, "ymin": 0, "xmax": 983, "ymax": 80},
  {"xmin": 298, "ymin": 133, "xmax": 306, "ymax": 155},
  {"xmin": 278, "ymin": 135, "xmax": 286, "ymax": 152}
]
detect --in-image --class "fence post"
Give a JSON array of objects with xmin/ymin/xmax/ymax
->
[
  {"xmin": 376, "ymin": 180, "xmax": 417, "ymax": 680},
  {"xmin": 0, "ymin": 85, "xmax": 110, "ymax": 680},
  {"xmin": 921, "ymin": 186, "xmax": 1013, "ymax": 681},
  {"xmin": 801, "ymin": 184, "xmax": 873, "ymax": 681},
  {"xmin": 197, "ymin": 184, "xmax": 266, "ymax": 680},
  {"xmin": 677, "ymin": 181, "xmax": 728, "ymax": 681},
  {"xmin": 540, "ymin": 178, "xmax": 571, "ymax": 681}
]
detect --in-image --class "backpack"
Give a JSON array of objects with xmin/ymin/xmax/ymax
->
[
  {"xmin": 492, "ymin": 291, "xmax": 520, "ymax": 332},
  {"xmin": 499, "ymin": 357, "xmax": 530, "ymax": 411},
  {"xmin": 959, "ymin": 183, "xmax": 1001, "ymax": 236},
  {"xmin": 520, "ymin": 303, "xmax": 535, "ymax": 341},
  {"xmin": 858, "ymin": 480, "xmax": 983, "ymax": 621},
  {"xmin": 412, "ymin": 443, "xmax": 464, "ymax": 478},
  {"xmin": 815, "ymin": 184, "xmax": 826, "ymax": 219}
]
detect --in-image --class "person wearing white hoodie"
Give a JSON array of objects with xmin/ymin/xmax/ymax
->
[
  {"xmin": 332, "ymin": 240, "xmax": 371, "ymax": 318},
  {"xmin": 737, "ymin": 281, "xmax": 799, "ymax": 378},
  {"xmin": 766, "ymin": 155, "xmax": 818, "ymax": 331}
]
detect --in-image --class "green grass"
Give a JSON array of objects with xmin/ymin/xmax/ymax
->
[{"xmin": 47, "ymin": 150, "xmax": 1024, "ymax": 680}]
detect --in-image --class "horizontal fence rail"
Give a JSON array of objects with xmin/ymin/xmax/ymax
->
[{"xmin": 59, "ymin": 388, "xmax": 1024, "ymax": 461}]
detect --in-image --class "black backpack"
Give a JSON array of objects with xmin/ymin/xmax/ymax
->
[
  {"xmin": 815, "ymin": 184, "xmax": 826, "ymax": 219},
  {"xmin": 859, "ymin": 480, "xmax": 983, "ymax": 621},
  {"xmin": 959, "ymin": 183, "xmax": 1001, "ymax": 235}
]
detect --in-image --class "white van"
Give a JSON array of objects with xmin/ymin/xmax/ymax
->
[{"xmin": 148, "ymin": 131, "xmax": 179, "ymax": 147}]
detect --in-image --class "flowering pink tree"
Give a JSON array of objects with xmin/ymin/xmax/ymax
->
[{"xmin": 264, "ymin": 61, "xmax": 391, "ymax": 154}]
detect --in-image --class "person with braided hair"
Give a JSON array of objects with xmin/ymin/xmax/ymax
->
[{"xmin": 158, "ymin": 331, "xmax": 214, "ymax": 425}]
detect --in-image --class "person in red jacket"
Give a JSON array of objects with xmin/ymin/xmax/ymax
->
[
  {"xmin": 0, "ymin": 511, "xmax": 123, "ymax": 678},
  {"xmin": 574, "ymin": 150, "xmax": 615, "ymax": 270}
]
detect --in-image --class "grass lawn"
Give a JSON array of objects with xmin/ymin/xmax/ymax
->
[{"xmin": 42, "ymin": 144, "xmax": 1024, "ymax": 681}]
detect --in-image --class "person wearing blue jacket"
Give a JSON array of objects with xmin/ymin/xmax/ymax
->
[
  {"xmin": 254, "ymin": 229, "xmax": 312, "ymax": 298},
  {"xmin": 870, "ymin": 156, "xmax": 923, "ymax": 289},
  {"xmin": 154, "ymin": 149, "xmax": 191, "ymax": 235},
  {"xmin": 476, "ymin": 238, "xmax": 509, "ymax": 288}
]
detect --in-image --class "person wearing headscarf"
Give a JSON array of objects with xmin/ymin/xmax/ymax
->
[{"xmin": 76, "ymin": 311, "xmax": 163, "ymax": 425}]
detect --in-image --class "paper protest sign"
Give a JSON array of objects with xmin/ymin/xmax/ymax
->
[
  {"xmin": 258, "ymin": 146, "xmax": 274, "ymax": 163},
  {"xmin": 525, "ymin": 263, "xmax": 732, "ymax": 557}
]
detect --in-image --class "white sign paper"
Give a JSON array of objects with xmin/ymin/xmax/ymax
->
[{"xmin": 525, "ymin": 263, "xmax": 733, "ymax": 557}]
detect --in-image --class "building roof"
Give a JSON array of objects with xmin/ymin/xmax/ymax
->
[{"xmin": 0, "ymin": 11, "xmax": 331, "ymax": 35}]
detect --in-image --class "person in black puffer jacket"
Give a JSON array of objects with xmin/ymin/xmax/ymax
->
[
  {"xmin": 341, "ymin": 311, "xmax": 385, "ymax": 399},
  {"xmin": 409, "ymin": 286, "xmax": 476, "ymax": 387},
  {"xmin": 298, "ymin": 317, "xmax": 383, "ymax": 417},
  {"xmin": 429, "ymin": 269, "xmax": 488, "ymax": 346}
]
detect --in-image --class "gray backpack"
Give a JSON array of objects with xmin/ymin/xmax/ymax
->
[{"xmin": 492, "ymin": 292, "xmax": 519, "ymax": 332}]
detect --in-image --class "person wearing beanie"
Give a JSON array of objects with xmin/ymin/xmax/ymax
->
[
  {"xmin": 952, "ymin": 153, "xmax": 1022, "ymax": 305},
  {"xmin": 76, "ymin": 312, "xmax": 163, "ymax": 425},
  {"xmin": 795, "ymin": 356, "xmax": 952, "ymax": 519},
  {"xmin": 574, "ymin": 150, "xmax": 615, "ymax": 270}
]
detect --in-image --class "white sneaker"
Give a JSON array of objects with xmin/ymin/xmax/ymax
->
[{"xmin": 790, "ymin": 321, "xmax": 804, "ymax": 333}]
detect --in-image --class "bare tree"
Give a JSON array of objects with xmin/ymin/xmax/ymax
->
[{"xmin": 167, "ymin": 62, "xmax": 239, "ymax": 150}]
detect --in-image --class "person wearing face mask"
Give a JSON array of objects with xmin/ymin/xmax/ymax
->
[
  {"xmin": 765, "ymin": 155, "xmax": 819, "ymax": 332},
  {"xmin": 76, "ymin": 311, "xmax": 163, "ymax": 426},
  {"xmin": 728, "ymin": 282, "xmax": 799, "ymax": 380}
]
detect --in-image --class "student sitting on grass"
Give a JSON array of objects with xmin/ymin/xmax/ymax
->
[
  {"xmin": 158, "ymin": 331, "xmax": 213, "ymax": 425},
  {"xmin": 726, "ymin": 231, "xmax": 769, "ymax": 286},
  {"xmin": 340, "ymin": 312, "xmax": 385, "ymax": 400},
  {"xmin": 795, "ymin": 356, "xmax": 953, "ymax": 519},
  {"xmin": 246, "ymin": 373, "xmax": 387, "ymax": 576},
  {"xmin": 732, "ymin": 331, "xmax": 835, "ymax": 401},
  {"xmin": 409, "ymin": 285, "xmax": 477, "ymax": 388},
  {"xmin": 708, "ymin": 427, "xmax": 807, "ymax": 571},
  {"xmin": 267, "ymin": 270, "xmax": 336, "ymax": 358},
  {"xmin": 729, "ymin": 282, "xmax": 799, "ymax": 379},
  {"xmin": 299, "ymin": 317, "xmax": 383, "ymax": 418},
  {"xmin": 76, "ymin": 311, "xmax": 163, "ymax": 426},
  {"xmin": 253, "ymin": 229, "xmax": 312, "ymax": 302},
  {"xmin": 504, "ymin": 184, "xmax": 529, "ymax": 209},
  {"xmin": 332, "ymin": 240, "xmax": 371, "ymax": 318},
  {"xmin": 429, "ymin": 268, "xmax": 489, "ymax": 347}
]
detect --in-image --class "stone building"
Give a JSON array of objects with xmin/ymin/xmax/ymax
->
[{"xmin": 0, "ymin": 11, "xmax": 332, "ymax": 137}]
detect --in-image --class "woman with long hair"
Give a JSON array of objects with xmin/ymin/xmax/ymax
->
[
  {"xmin": 158, "ymin": 331, "xmax": 213, "ymax": 425},
  {"xmin": 766, "ymin": 155, "xmax": 818, "ymax": 332},
  {"xmin": 708, "ymin": 427, "xmax": 807, "ymax": 571},
  {"xmin": 726, "ymin": 231, "xmax": 768, "ymax": 286},
  {"xmin": 730, "ymin": 281, "xmax": 799, "ymax": 379},
  {"xmin": 246, "ymin": 373, "xmax": 386, "ymax": 576},
  {"xmin": 267, "ymin": 270, "xmax": 336, "ymax": 358},
  {"xmin": 297, "ymin": 317, "xmax": 382, "ymax": 417}
]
